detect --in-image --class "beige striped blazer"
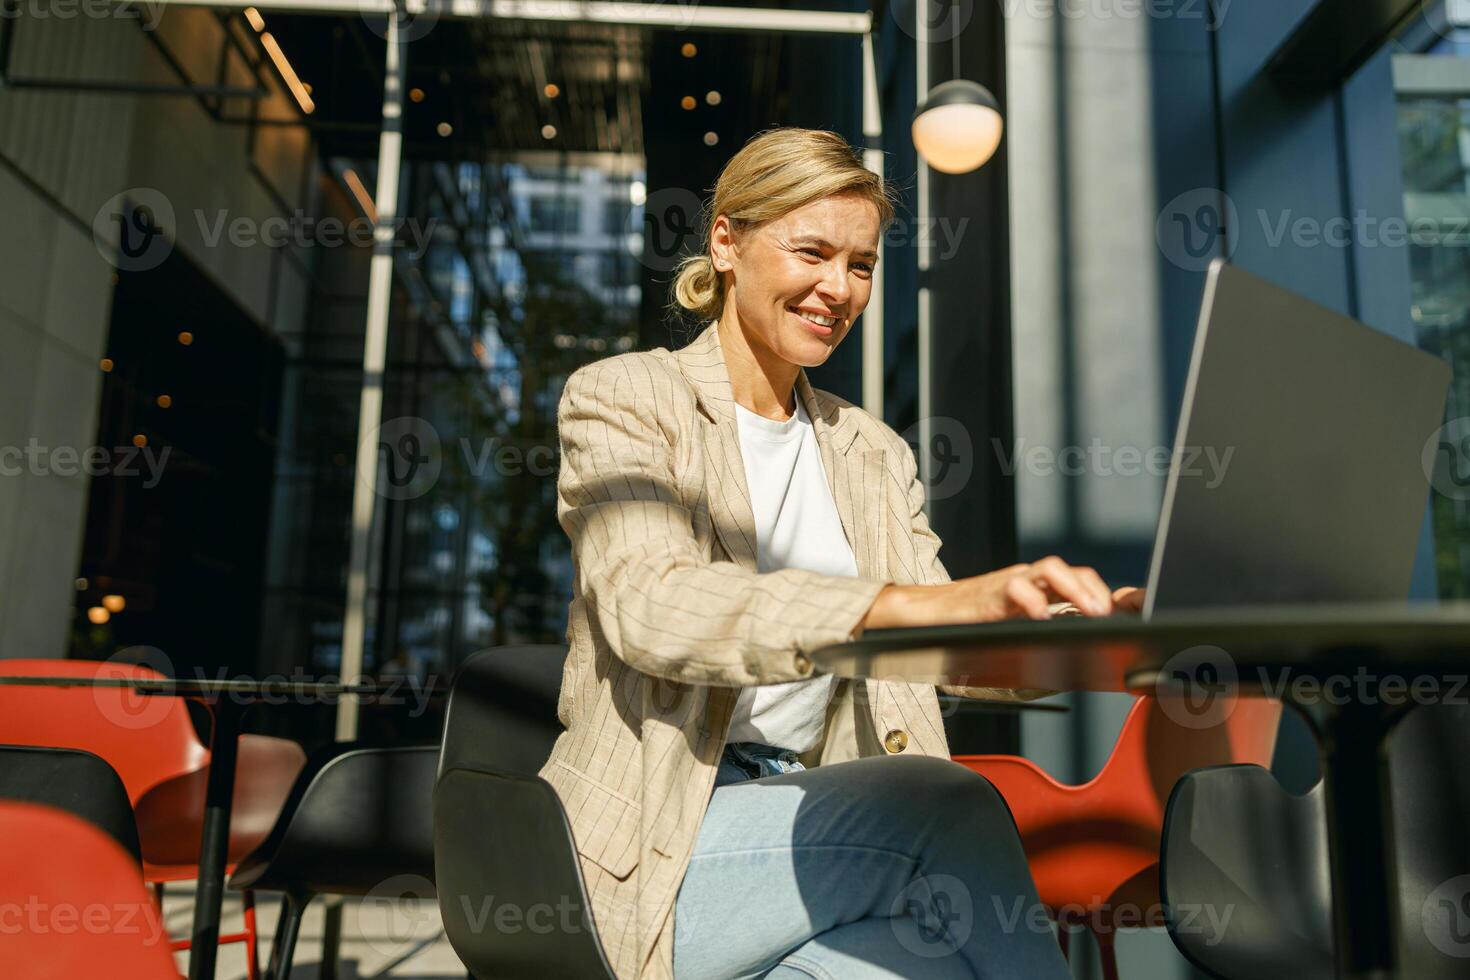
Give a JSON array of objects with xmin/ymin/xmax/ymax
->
[{"xmin": 538, "ymin": 321, "xmax": 1039, "ymax": 979}]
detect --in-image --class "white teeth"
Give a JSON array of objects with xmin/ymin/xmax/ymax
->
[{"xmin": 793, "ymin": 309, "xmax": 837, "ymax": 327}]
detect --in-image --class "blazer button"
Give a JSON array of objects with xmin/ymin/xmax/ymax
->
[
  {"xmin": 884, "ymin": 729, "xmax": 909, "ymax": 754},
  {"xmin": 794, "ymin": 653, "xmax": 812, "ymax": 675}
]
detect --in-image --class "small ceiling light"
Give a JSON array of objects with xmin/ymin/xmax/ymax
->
[
  {"xmin": 629, "ymin": 180, "xmax": 646, "ymax": 206},
  {"xmin": 132, "ymin": 434, "xmax": 148, "ymax": 448},
  {"xmin": 703, "ymin": 131, "xmax": 719, "ymax": 146},
  {"xmin": 681, "ymin": 42, "xmax": 697, "ymax": 58},
  {"xmin": 409, "ymin": 87, "xmax": 426, "ymax": 103},
  {"xmin": 437, "ymin": 121, "xmax": 453, "ymax": 137},
  {"xmin": 680, "ymin": 95, "xmax": 696, "ymax": 110},
  {"xmin": 87, "ymin": 606, "xmax": 110, "ymax": 625},
  {"xmin": 178, "ymin": 331, "xmax": 193, "ymax": 346},
  {"xmin": 102, "ymin": 594, "xmax": 126, "ymax": 613},
  {"xmin": 541, "ymin": 124, "xmax": 557, "ymax": 139},
  {"xmin": 544, "ymin": 83, "xmax": 560, "ymax": 99},
  {"xmin": 156, "ymin": 394, "xmax": 172, "ymax": 409},
  {"xmin": 706, "ymin": 90, "xmax": 721, "ymax": 106},
  {"xmin": 99, "ymin": 358, "xmax": 114, "ymax": 372}
]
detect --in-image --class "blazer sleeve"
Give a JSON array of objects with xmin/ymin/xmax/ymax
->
[
  {"xmin": 892, "ymin": 433, "xmax": 1056, "ymax": 703},
  {"xmin": 557, "ymin": 357, "xmax": 888, "ymax": 688}
]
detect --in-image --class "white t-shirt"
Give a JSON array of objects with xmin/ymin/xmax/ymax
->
[{"xmin": 727, "ymin": 397, "xmax": 860, "ymax": 753}]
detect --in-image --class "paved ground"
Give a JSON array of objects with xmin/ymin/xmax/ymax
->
[{"xmin": 161, "ymin": 885, "xmax": 467, "ymax": 979}]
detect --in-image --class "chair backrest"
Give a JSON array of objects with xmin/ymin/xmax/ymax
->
[
  {"xmin": 436, "ymin": 764, "xmax": 616, "ymax": 979},
  {"xmin": 1391, "ymin": 701, "xmax": 1470, "ymax": 976},
  {"xmin": 0, "ymin": 800, "xmax": 177, "ymax": 979},
  {"xmin": 435, "ymin": 644, "xmax": 615, "ymax": 978},
  {"xmin": 229, "ymin": 744, "xmax": 438, "ymax": 898},
  {"xmin": 0, "ymin": 658, "xmax": 206, "ymax": 804},
  {"xmin": 1112, "ymin": 694, "xmax": 1283, "ymax": 824},
  {"xmin": 1161, "ymin": 764, "xmax": 1334, "ymax": 978},
  {"xmin": 0, "ymin": 745, "xmax": 142, "ymax": 863},
  {"xmin": 1161, "ymin": 701, "xmax": 1470, "ymax": 979},
  {"xmin": 437, "ymin": 645, "xmax": 567, "ymax": 780}
]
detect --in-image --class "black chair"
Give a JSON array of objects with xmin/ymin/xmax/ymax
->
[
  {"xmin": 228, "ymin": 744, "xmax": 438, "ymax": 980},
  {"xmin": 434, "ymin": 645, "xmax": 617, "ymax": 979},
  {"xmin": 0, "ymin": 744, "xmax": 141, "ymax": 862},
  {"xmin": 1160, "ymin": 702, "xmax": 1470, "ymax": 978}
]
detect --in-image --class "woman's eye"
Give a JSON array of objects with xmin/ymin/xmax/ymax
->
[
  {"xmin": 799, "ymin": 247, "xmax": 822, "ymax": 257},
  {"xmin": 853, "ymin": 263, "xmax": 874, "ymax": 275}
]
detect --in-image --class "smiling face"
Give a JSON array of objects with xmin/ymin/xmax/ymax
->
[{"xmin": 710, "ymin": 193, "xmax": 881, "ymax": 369}]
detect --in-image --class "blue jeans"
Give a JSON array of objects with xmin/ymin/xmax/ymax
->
[{"xmin": 673, "ymin": 747, "xmax": 1069, "ymax": 980}]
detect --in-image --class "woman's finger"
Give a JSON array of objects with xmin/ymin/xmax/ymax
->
[
  {"xmin": 1074, "ymin": 566, "xmax": 1115, "ymax": 613},
  {"xmin": 1003, "ymin": 575, "xmax": 1053, "ymax": 619},
  {"xmin": 1031, "ymin": 557, "xmax": 1110, "ymax": 615},
  {"xmin": 1111, "ymin": 586, "xmax": 1147, "ymax": 612}
]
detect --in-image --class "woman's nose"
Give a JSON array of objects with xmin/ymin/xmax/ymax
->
[{"xmin": 817, "ymin": 265, "xmax": 851, "ymax": 306}]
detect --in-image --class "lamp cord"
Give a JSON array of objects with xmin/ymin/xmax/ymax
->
[{"xmin": 951, "ymin": 0, "xmax": 961, "ymax": 79}]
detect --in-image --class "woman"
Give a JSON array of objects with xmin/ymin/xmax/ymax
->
[{"xmin": 539, "ymin": 127, "xmax": 1144, "ymax": 980}]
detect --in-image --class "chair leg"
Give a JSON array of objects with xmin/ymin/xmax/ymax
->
[
  {"xmin": 1096, "ymin": 928, "xmax": 1120, "ymax": 980},
  {"xmin": 266, "ymin": 892, "xmax": 310, "ymax": 980},
  {"xmin": 244, "ymin": 889, "xmax": 261, "ymax": 980}
]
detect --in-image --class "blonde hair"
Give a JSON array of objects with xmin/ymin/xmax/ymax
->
[{"xmin": 669, "ymin": 128, "xmax": 897, "ymax": 323}]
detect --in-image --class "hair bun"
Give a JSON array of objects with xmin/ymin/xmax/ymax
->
[{"xmin": 671, "ymin": 253, "xmax": 721, "ymax": 321}]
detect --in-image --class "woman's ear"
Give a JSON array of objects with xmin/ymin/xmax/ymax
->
[{"xmin": 709, "ymin": 214, "xmax": 736, "ymax": 272}]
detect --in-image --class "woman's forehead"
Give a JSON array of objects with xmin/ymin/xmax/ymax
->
[{"xmin": 769, "ymin": 196, "xmax": 880, "ymax": 246}]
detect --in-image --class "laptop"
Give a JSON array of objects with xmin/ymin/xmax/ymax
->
[{"xmin": 1140, "ymin": 259, "xmax": 1452, "ymax": 619}]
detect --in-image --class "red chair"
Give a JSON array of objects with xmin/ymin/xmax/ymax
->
[
  {"xmin": 0, "ymin": 659, "xmax": 306, "ymax": 979},
  {"xmin": 0, "ymin": 800, "xmax": 179, "ymax": 979},
  {"xmin": 954, "ymin": 695, "xmax": 1281, "ymax": 980}
]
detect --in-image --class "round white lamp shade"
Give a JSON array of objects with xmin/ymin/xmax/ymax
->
[{"xmin": 911, "ymin": 80, "xmax": 1004, "ymax": 174}]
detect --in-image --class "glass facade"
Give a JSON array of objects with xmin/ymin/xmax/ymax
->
[{"xmin": 1398, "ymin": 13, "xmax": 1470, "ymax": 598}]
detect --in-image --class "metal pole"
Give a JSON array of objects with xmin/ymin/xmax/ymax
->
[
  {"xmin": 336, "ymin": 15, "xmax": 406, "ymax": 742},
  {"xmin": 861, "ymin": 30, "xmax": 884, "ymax": 419},
  {"xmin": 916, "ymin": 0, "xmax": 933, "ymax": 506}
]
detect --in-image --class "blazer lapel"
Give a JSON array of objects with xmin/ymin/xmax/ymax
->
[
  {"xmin": 674, "ymin": 323, "xmax": 886, "ymax": 579},
  {"xmin": 675, "ymin": 325, "xmax": 759, "ymax": 571}
]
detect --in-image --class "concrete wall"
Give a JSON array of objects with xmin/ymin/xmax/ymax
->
[{"xmin": 0, "ymin": 9, "xmax": 315, "ymax": 658}]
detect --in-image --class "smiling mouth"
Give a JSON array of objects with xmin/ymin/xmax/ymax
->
[{"xmin": 789, "ymin": 307, "xmax": 839, "ymax": 329}]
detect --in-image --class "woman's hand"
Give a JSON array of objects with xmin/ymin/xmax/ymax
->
[{"xmin": 854, "ymin": 556, "xmax": 1131, "ymax": 636}]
